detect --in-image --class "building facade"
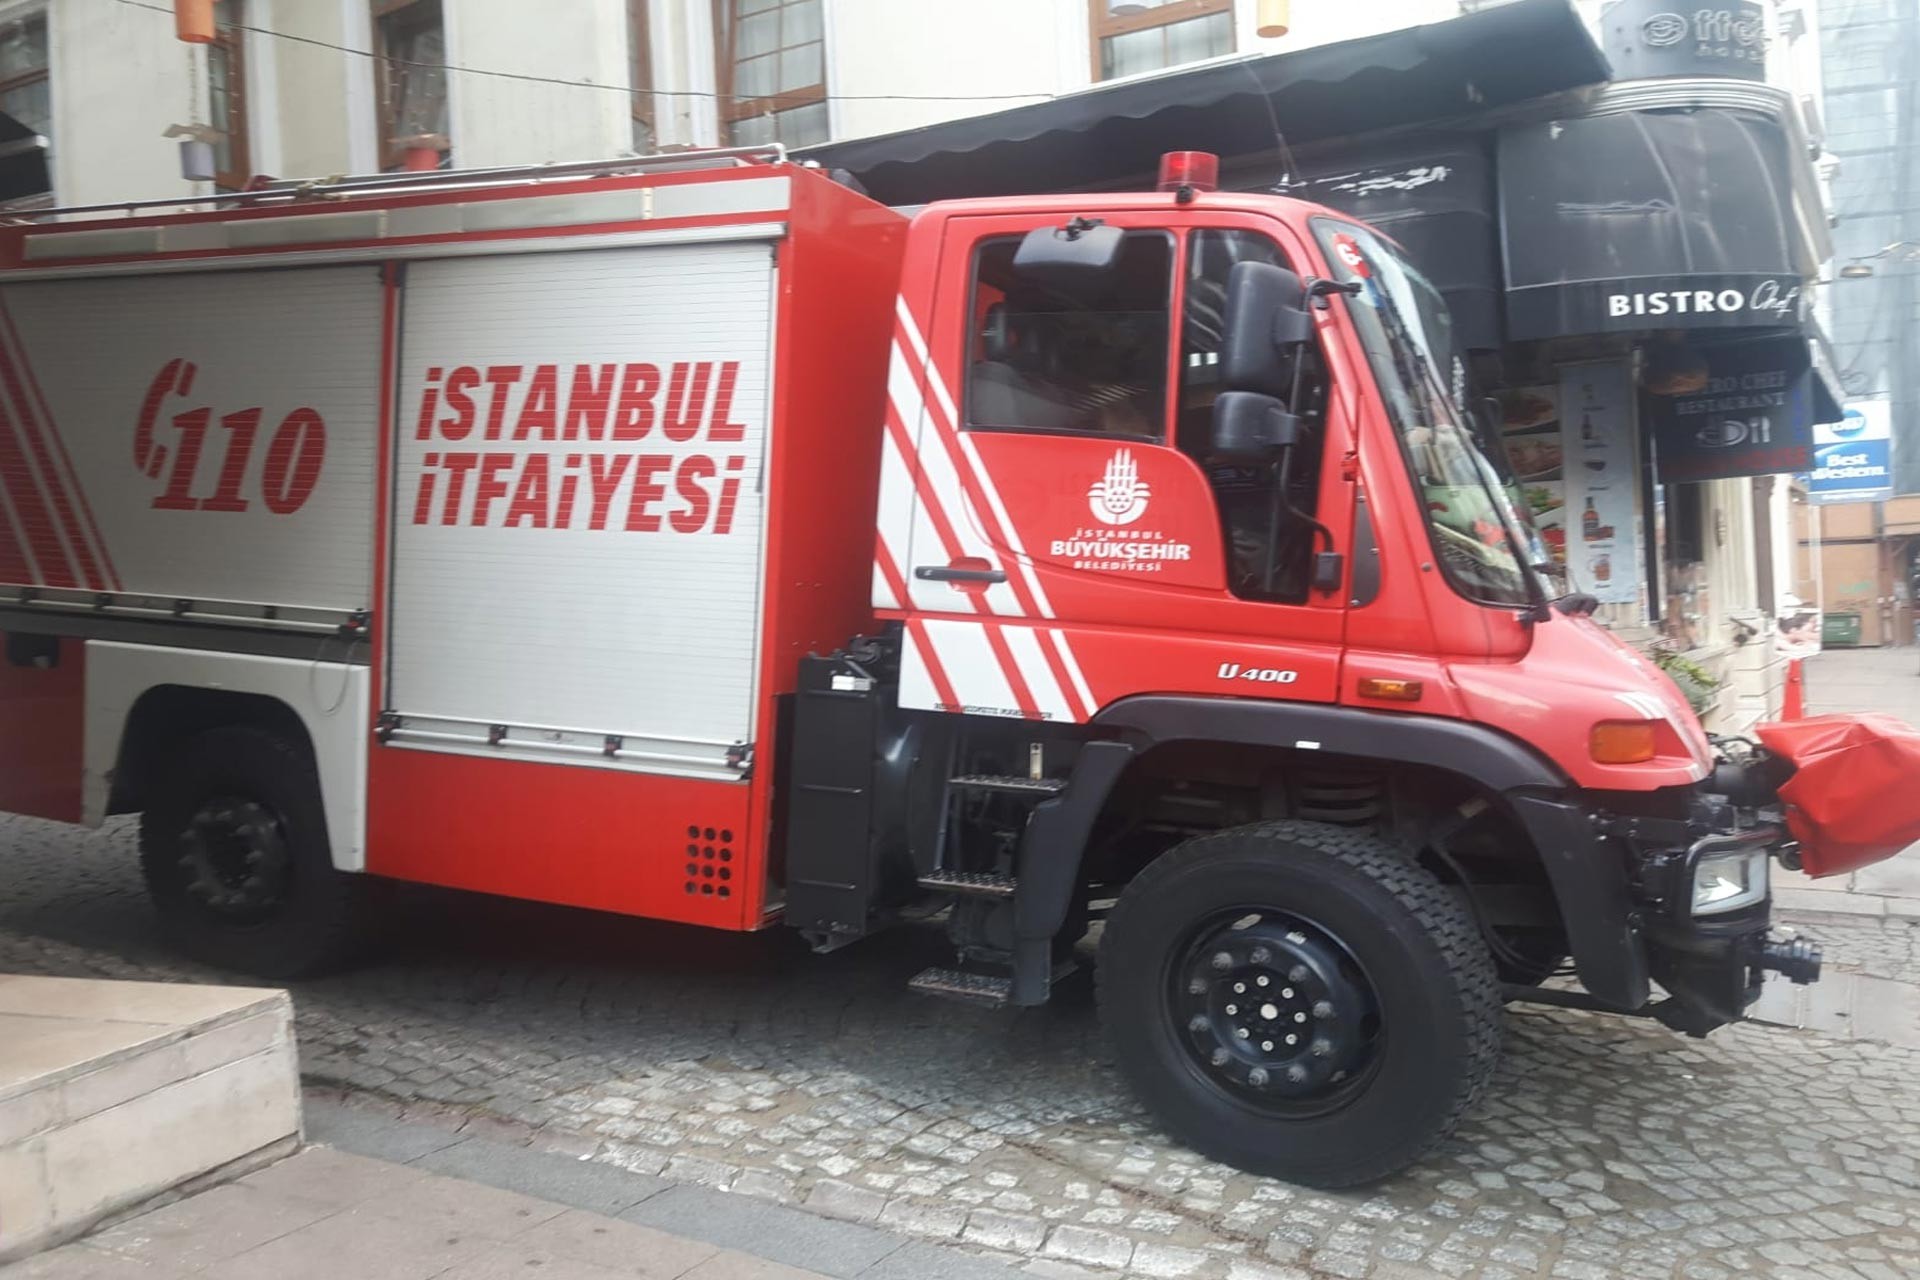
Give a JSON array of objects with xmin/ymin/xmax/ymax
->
[
  {"xmin": 0, "ymin": 0, "xmax": 1496, "ymax": 206},
  {"xmin": 0, "ymin": 0, "xmax": 1849, "ymax": 724},
  {"xmin": 1790, "ymin": 0, "xmax": 1919, "ymax": 648}
]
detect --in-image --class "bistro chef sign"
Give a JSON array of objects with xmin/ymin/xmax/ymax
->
[{"xmin": 1607, "ymin": 277, "xmax": 1803, "ymax": 322}]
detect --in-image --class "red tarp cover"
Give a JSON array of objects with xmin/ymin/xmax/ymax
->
[{"xmin": 1754, "ymin": 714, "xmax": 1920, "ymax": 878}]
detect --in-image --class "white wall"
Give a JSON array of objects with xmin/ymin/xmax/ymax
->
[
  {"xmin": 32, "ymin": 0, "xmax": 199, "ymax": 205},
  {"xmin": 825, "ymin": 0, "xmax": 1075, "ymax": 143},
  {"xmin": 823, "ymin": 0, "xmax": 1467, "ymax": 145},
  {"xmin": 445, "ymin": 0, "xmax": 629, "ymax": 168},
  {"xmin": 21, "ymin": 0, "xmax": 1512, "ymax": 203},
  {"xmin": 257, "ymin": 0, "xmax": 362, "ymax": 179}
]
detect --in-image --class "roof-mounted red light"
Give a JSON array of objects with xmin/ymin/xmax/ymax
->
[{"xmin": 1157, "ymin": 151, "xmax": 1219, "ymax": 194}]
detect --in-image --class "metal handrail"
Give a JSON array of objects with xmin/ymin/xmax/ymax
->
[{"xmin": 12, "ymin": 144, "xmax": 790, "ymax": 222}]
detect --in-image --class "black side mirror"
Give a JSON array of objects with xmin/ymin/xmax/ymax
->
[
  {"xmin": 1221, "ymin": 262, "xmax": 1312, "ymax": 398},
  {"xmin": 1012, "ymin": 219, "xmax": 1124, "ymax": 289},
  {"xmin": 1210, "ymin": 391, "xmax": 1302, "ymax": 462}
]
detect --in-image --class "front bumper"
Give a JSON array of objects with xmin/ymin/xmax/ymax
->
[
  {"xmin": 1634, "ymin": 823, "xmax": 1822, "ymax": 1035},
  {"xmin": 1510, "ymin": 793, "xmax": 1821, "ymax": 1035}
]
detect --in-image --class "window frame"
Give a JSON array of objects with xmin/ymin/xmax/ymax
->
[
  {"xmin": 0, "ymin": 10, "xmax": 49, "ymax": 144},
  {"xmin": 959, "ymin": 229, "xmax": 1177, "ymax": 444},
  {"xmin": 630, "ymin": 0, "xmax": 654, "ymax": 152},
  {"xmin": 371, "ymin": 0, "xmax": 447, "ymax": 172},
  {"xmin": 712, "ymin": 0, "xmax": 826, "ymax": 147},
  {"xmin": 1086, "ymin": 0, "xmax": 1233, "ymax": 83},
  {"xmin": 208, "ymin": 0, "xmax": 250, "ymax": 191}
]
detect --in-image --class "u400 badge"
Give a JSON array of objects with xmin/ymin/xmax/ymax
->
[{"xmin": 1217, "ymin": 663, "xmax": 1300, "ymax": 685}]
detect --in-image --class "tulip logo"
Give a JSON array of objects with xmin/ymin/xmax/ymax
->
[{"xmin": 1088, "ymin": 448, "xmax": 1150, "ymax": 526}]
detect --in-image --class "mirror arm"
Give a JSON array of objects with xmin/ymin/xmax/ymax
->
[
  {"xmin": 1259, "ymin": 443, "xmax": 1335, "ymax": 596},
  {"xmin": 1261, "ymin": 445, "xmax": 1293, "ymax": 596},
  {"xmin": 1306, "ymin": 277, "xmax": 1363, "ymax": 311}
]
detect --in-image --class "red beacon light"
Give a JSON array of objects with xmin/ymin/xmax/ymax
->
[{"xmin": 1157, "ymin": 151, "xmax": 1220, "ymax": 201}]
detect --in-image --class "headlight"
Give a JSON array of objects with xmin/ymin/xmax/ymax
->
[{"xmin": 1691, "ymin": 849, "xmax": 1769, "ymax": 915}]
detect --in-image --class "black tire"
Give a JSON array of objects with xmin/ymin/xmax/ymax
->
[
  {"xmin": 139, "ymin": 725, "xmax": 367, "ymax": 978},
  {"xmin": 1097, "ymin": 820, "xmax": 1501, "ymax": 1187}
]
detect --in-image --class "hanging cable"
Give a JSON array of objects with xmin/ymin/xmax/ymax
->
[{"xmin": 109, "ymin": 0, "xmax": 1064, "ymax": 107}]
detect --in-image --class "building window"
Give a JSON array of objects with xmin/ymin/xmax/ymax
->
[
  {"xmin": 372, "ymin": 0, "xmax": 448, "ymax": 171},
  {"xmin": 0, "ymin": 12, "xmax": 49, "ymax": 145},
  {"xmin": 208, "ymin": 0, "xmax": 250, "ymax": 190},
  {"xmin": 631, "ymin": 0, "xmax": 654, "ymax": 153},
  {"xmin": 714, "ymin": 0, "xmax": 826, "ymax": 148},
  {"xmin": 1089, "ymin": 0, "xmax": 1233, "ymax": 82}
]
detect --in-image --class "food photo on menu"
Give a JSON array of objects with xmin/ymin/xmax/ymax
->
[{"xmin": 1500, "ymin": 385, "xmax": 1567, "ymax": 566}]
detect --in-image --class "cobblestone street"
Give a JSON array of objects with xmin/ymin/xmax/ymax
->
[{"xmin": 7, "ymin": 815, "xmax": 1920, "ymax": 1280}]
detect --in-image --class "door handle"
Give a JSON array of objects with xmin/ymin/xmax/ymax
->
[{"xmin": 915, "ymin": 565, "xmax": 1007, "ymax": 584}]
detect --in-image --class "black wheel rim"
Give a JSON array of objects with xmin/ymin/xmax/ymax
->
[
  {"xmin": 1168, "ymin": 908, "xmax": 1383, "ymax": 1117},
  {"xmin": 177, "ymin": 796, "xmax": 292, "ymax": 926}
]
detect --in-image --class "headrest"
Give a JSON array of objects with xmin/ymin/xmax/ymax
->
[{"xmin": 980, "ymin": 303, "xmax": 1012, "ymax": 362}]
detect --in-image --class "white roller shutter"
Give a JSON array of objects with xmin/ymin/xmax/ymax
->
[
  {"xmin": 386, "ymin": 240, "xmax": 777, "ymax": 779},
  {"xmin": 1, "ymin": 267, "xmax": 382, "ymax": 618}
]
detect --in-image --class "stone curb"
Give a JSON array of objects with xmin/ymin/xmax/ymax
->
[
  {"xmin": 1775, "ymin": 889, "xmax": 1920, "ymax": 922},
  {"xmin": 304, "ymin": 1091, "xmax": 1033, "ymax": 1280}
]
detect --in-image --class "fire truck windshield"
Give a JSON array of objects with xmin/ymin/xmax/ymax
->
[{"xmin": 1311, "ymin": 218, "xmax": 1540, "ymax": 610}]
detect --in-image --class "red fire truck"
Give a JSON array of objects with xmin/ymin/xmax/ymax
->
[{"xmin": 0, "ymin": 148, "xmax": 1859, "ymax": 1186}]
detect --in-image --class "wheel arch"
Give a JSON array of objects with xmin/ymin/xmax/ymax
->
[
  {"xmin": 1083, "ymin": 695, "xmax": 1650, "ymax": 1010},
  {"xmin": 84, "ymin": 641, "xmax": 370, "ymax": 872},
  {"xmin": 1093, "ymin": 695, "xmax": 1569, "ymax": 793}
]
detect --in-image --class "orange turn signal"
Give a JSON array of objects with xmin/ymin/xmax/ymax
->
[
  {"xmin": 1589, "ymin": 720, "xmax": 1657, "ymax": 764},
  {"xmin": 1357, "ymin": 677, "xmax": 1423, "ymax": 702}
]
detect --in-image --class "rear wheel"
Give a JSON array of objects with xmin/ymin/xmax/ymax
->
[
  {"xmin": 1098, "ymin": 820, "xmax": 1501, "ymax": 1187},
  {"xmin": 139, "ymin": 725, "xmax": 367, "ymax": 978}
]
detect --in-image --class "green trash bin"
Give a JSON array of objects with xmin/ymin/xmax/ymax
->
[{"xmin": 1822, "ymin": 612, "xmax": 1862, "ymax": 647}]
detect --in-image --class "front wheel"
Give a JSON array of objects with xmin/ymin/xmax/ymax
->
[{"xmin": 1098, "ymin": 820, "xmax": 1501, "ymax": 1187}]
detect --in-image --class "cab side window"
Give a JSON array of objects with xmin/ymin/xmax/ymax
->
[
  {"xmin": 1180, "ymin": 229, "xmax": 1329, "ymax": 604},
  {"xmin": 964, "ymin": 232, "xmax": 1172, "ymax": 440}
]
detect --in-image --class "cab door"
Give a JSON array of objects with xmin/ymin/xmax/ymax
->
[{"xmin": 888, "ymin": 210, "xmax": 1357, "ymax": 722}]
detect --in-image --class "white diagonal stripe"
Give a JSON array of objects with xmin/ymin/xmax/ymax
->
[
  {"xmin": 874, "ymin": 427, "xmax": 916, "ymax": 609},
  {"xmin": 872, "ymin": 558, "xmax": 900, "ymax": 611},
  {"xmin": 888, "ymin": 345, "xmax": 1019, "ymax": 615},
  {"xmin": 1045, "ymin": 628, "xmax": 1098, "ymax": 720},
  {"xmin": 896, "ymin": 300, "xmax": 1050, "ymax": 618},
  {"xmin": 926, "ymin": 619, "xmax": 1020, "ymax": 718},
  {"xmin": 898, "ymin": 625, "xmax": 942, "ymax": 712},
  {"xmin": 956, "ymin": 430, "xmax": 1054, "ymax": 618},
  {"xmin": 1002, "ymin": 625, "xmax": 1073, "ymax": 722}
]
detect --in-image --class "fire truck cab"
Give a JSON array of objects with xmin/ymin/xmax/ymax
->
[{"xmin": 0, "ymin": 150, "xmax": 1829, "ymax": 1187}]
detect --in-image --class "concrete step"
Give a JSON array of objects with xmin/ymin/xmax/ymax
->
[{"xmin": 0, "ymin": 976, "xmax": 300, "ymax": 1263}]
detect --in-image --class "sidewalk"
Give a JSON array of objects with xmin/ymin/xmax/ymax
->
[
  {"xmin": 0, "ymin": 1096, "xmax": 1026, "ymax": 1280},
  {"xmin": 1771, "ymin": 646, "xmax": 1920, "ymax": 920}
]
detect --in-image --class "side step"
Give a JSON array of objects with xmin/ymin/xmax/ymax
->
[
  {"xmin": 908, "ymin": 959, "xmax": 1080, "ymax": 1009},
  {"xmin": 908, "ymin": 967, "xmax": 1012, "ymax": 1007},
  {"xmin": 917, "ymin": 870, "xmax": 1017, "ymax": 899},
  {"xmin": 950, "ymin": 774, "xmax": 1067, "ymax": 795}
]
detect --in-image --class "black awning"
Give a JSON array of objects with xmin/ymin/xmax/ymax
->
[
  {"xmin": 1499, "ymin": 106, "xmax": 1808, "ymax": 340},
  {"xmin": 1276, "ymin": 134, "xmax": 1503, "ymax": 350},
  {"xmin": 798, "ymin": 0, "xmax": 1609, "ymax": 207},
  {"xmin": 0, "ymin": 109, "xmax": 48, "ymax": 202}
]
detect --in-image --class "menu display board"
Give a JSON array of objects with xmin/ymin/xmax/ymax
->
[
  {"xmin": 1559, "ymin": 364, "xmax": 1640, "ymax": 605},
  {"xmin": 1500, "ymin": 383, "xmax": 1566, "ymax": 567}
]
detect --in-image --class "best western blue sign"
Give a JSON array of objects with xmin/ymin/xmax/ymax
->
[{"xmin": 1808, "ymin": 402, "xmax": 1894, "ymax": 505}]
